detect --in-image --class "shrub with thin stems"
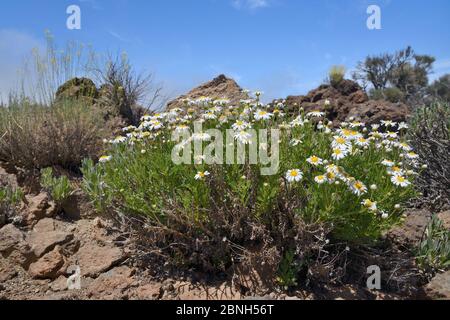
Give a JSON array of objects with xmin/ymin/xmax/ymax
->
[
  {"xmin": 408, "ymin": 101, "xmax": 450, "ymax": 210},
  {"xmin": 0, "ymin": 99, "xmax": 112, "ymax": 171}
]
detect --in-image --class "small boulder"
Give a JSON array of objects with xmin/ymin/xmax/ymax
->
[
  {"xmin": 86, "ymin": 266, "xmax": 135, "ymax": 300},
  {"xmin": 133, "ymin": 283, "xmax": 162, "ymax": 300},
  {"xmin": 27, "ymin": 220, "xmax": 74, "ymax": 258},
  {"xmin": 386, "ymin": 209, "xmax": 432, "ymax": 247},
  {"xmin": 437, "ymin": 211, "xmax": 450, "ymax": 230},
  {"xmin": 55, "ymin": 77, "xmax": 98, "ymax": 103},
  {"xmin": 28, "ymin": 246, "xmax": 66, "ymax": 280},
  {"xmin": 166, "ymin": 74, "xmax": 250, "ymax": 110},
  {"xmin": 50, "ymin": 275, "xmax": 69, "ymax": 292},
  {"xmin": 0, "ymin": 257, "xmax": 18, "ymax": 282},
  {"xmin": 0, "ymin": 224, "xmax": 35, "ymax": 267},
  {"xmin": 76, "ymin": 243, "xmax": 125, "ymax": 277},
  {"xmin": 425, "ymin": 271, "xmax": 450, "ymax": 300},
  {"xmin": 24, "ymin": 193, "xmax": 57, "ymax": 226}
]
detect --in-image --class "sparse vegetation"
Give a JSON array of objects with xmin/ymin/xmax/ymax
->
[
  {"xmin": 416, "ymin": 215, "xmax": 450, "ymax": 274},
  {"xmin": 353, "ymin": 46, "xmax": 435, "ymax": 104},
  {"xmin": 0, "ymin": 99, "xmax": 111, "ymax": 171},
  {"xmin": 0, "ymin": 186, "xmax": 23, "ymax": 226},
  {"xmin": 370, "ymin": 87, "xmax": 405, "ymax": 103},
  {"xmin": 40, "ymin": 167, "xmax": 73, "ymax": 205},
  {"xmin": 408, "ymin": 101, "xmax": 450, "ymax": 210},
  {"xmin": 328, "ymin": 65, "xmax": 346, "ymax": 87}
]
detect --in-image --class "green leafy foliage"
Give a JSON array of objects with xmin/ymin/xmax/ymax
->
[
  {"xmin": 40, "ymin": 168, "xmax": 73, "ymax": 204},
  {"xmin": 416, "ymin": 215, "xmax": 450, "ymax": 273}
]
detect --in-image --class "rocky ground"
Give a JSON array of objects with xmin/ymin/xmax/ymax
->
[{"xmin": 1, "ymin": 168, "xmax": 448, "ymax": 300}]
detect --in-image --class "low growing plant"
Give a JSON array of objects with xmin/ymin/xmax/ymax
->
[
  {"xmin": 40, "ymin": 168, "xmax": 73, "ymax": 204},
  {"xmin": 82, "ymin": 95, "xmax": 419, "ymax": 284},
  {"xmin": 416, "ymin": 215, "xmax": 450, "ymax": 274},
  {"xmin": 328, "ymin": 65, "xmax": 346, "ymax": 87},
  {"xmin": 0, "ymin": 186, "xmax": 24, "ymax": 225}
]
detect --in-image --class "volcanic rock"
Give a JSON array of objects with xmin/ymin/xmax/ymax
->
[{"xmin": 166, "ymin": 74, "xmax": 249, "ymax": 110}]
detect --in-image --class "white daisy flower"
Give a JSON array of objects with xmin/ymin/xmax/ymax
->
[
  {"xmin": 387, "ymin": 166, "xmax": 404, "ymax": 176},
  {"xmin": 234, "ymin": 130, "xmax": 253, "ymax": 144},
  {"xmin": 286, "ymin": 169, "xmax": 303, "ymax": 183},
  {"xmin": 175, "ymin": 125, "xmax": 190, "ymax": 133},
  {"xmin": 147, "ymin": 120, "xmax": 163, "ymax": 131},
  {"xmin": 398, "ymin": 122, "xmax": 409, "ymax": 130},
  {"xmin": 397, "ymin": 142, "xmax": 413, "ymax": 152},
  {"xmin": 254, "ymin": 110, "xmax": 273, "ymax": 121},
  {"xmin": 192, "ymin": 132, "xmax": 211, "ymax": 141},
  {"xmin": 381, "ymin": 159, "xmax": 395, "ymax": 167},
  {"xmin": 350, "ymin": 180, "xmax": 368, "ymax": 196},
  {"xmin": 381, "ymin": 120, "xmax": 397, "ymax": 127},
  {"xmin": 232, "ymin": 120, "xmax": 251, "ymax": 131},
  {"xmin": 391, "ymin": 174, "xmax": 411, "ymax": 187},
  {"xmin": 307, "ymin": 110, "xmax": 325, "ymax": 118},
  {"xmin": 290, "ymin": 116, "xmax": 305, "ymax": 127},
  {"xmin": 306, "ymin": 156, "xmax": 323, "ymax": 166},
  {"xmin": 355, "ymin": 137, "xmax": 369, "ymax": 147},
  {"xmin": 405, "ymin": 152, "xmax": 419, "ymax": 160},
  {"xmin": 314, "ymin": 175, "xmax": 327, "ymax": 184},
  {"xmin": 361, "ymin": 199, "xmax": 377, "ymax": 212},
  {"xmin": 332, "ymin": 148, "xmax": 347, "ymax": 160},
  {"xmin": 290, "ymin": 139, "xmax": 303, "ymax": 146},
  {"xmin": 111, "ymin": 136, "xmax": 127, "ymax": 144},
  {"xmin": 202, "ymin": 112, "xmax": 217, "ymax": 120},
  {"xmin": 195, "ymin": 171, "xmax": 210, "ymax": 180},
  {"xmin": 332, "ymin": 136, "xmax": 351, "ymax": 150},
  {"xmin": 99, "ymin": 155, "xmax": 112, "ymax": 163},
  {"xmin": 371, "ymin": 124, "xmax": 380, "ymax": 131},
  {"xmin": 349, "ymin": 121, "xmax": 364, "ymax": 128}
]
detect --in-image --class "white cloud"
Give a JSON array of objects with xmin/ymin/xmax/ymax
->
[
  {"xmin": 232, "ymin": 0, "xmax": 270, "ymax": 10},
  {"xmin": 430, "ymin": 58, "xmax": 450, "ymax": 81},
  {"xmin": 0, "ymin": 29, "xmax": 43, "ymax": 102}
]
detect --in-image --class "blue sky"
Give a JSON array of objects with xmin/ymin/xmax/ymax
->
[{"xmin": 1, "ymin": 0, "xmax": 450, "ymax": 102}]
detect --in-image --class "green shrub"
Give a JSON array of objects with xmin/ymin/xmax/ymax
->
[
  {"xmin": 328, "ymin": 65, "xmax": 346, "ymax": 87},
  {"xmin": 277, "ymin": 250, "xmax": 301, "ymax": 288},
  {"xmin": 370, "ymin": 87, "xmax": 405, "ymax": 103},
  {"xmin": 81, "ymin": 158, "xmax": 109, "ymax": 212},
  {"xmin": 82, "ymin": 97, "xmax": 418, "ymax": 283},
  {"xmin": 416, "ymin": 215, "xmax": 450, "ymax": 274},
  {"xmin": 0, "ymin": 186, "xmax": 23, "ymax": 226},
  {"xmin": 40, "ymin": 168, "xmax": 73, "ymax": 204}
]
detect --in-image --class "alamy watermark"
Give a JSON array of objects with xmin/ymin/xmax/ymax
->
[
  {"xmin": 67, "ymin": 265, "xmax": 81, "ymax": 290},
  {"xmin": 66, "ymin": 5, "xmax": 81, "ymax": 30},
  {"xmin": 366, "ymin": 265, "xmax": 381, "ymax": 290},
  {"xmin": 367, "ymin": 5, "xmax": 382, "ymax": 30}
]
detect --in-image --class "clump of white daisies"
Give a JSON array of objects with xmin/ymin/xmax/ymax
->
[{"xmin": 94, "ymin": 92, "xmax": 420, "ymax": 241}]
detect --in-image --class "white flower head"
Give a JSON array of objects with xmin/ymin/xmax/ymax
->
[
  {"xmin": 195, "ymin": 171, "xmax": 210, "ymax": 180},
  {"xmin": 307, "ymin": 156, "xmax": 323, "ymax": 166},
  {"xmin": 286, "ymin": 169, "xmax": 303, "ymax": 183}
]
